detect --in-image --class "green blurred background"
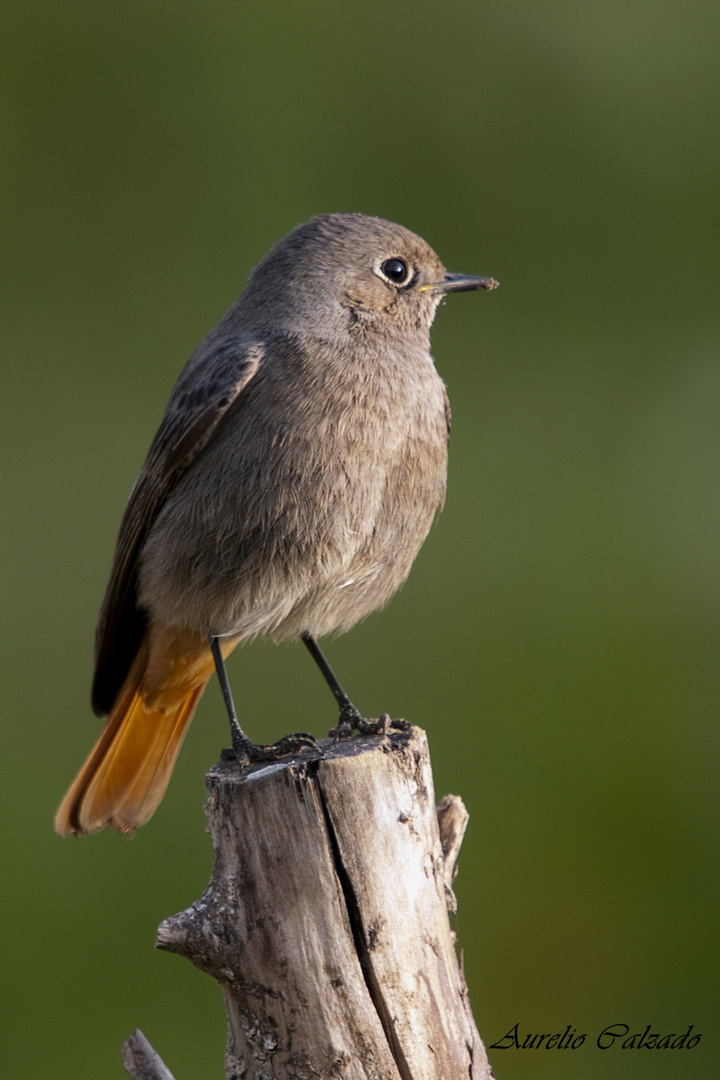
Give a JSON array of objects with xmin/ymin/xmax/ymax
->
[{"xmin": 2, "ymin": 1, "xmax": 718, "ymax": 1076}]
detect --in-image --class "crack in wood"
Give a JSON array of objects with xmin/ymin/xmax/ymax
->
[{"xmin": 315, "ymin": 774, "xmax": 414, "ymax": 1080}]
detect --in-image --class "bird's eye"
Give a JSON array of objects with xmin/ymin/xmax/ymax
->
[{"xmin": 379, "ymin": 258, "xmax": 411, "ymax": 286}]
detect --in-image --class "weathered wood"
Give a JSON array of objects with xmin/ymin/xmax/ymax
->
[
  {"xmin": 123, "ymin": 1029, "xmax": 177, "ymax": 1080},
  {"xmin": 436, "ymin": 794, "xmax": 470, "ymax": 915},
  {"xmin": 156, "ymin": 726, "xmax": 493, "ymax": 1080}
]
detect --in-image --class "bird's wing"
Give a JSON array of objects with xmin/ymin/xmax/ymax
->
[{"xmin": 91, "ymin": 337, "xmax": 264, "ymax": 715}]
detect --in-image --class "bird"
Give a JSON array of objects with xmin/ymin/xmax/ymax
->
[{"xmin": 54, "ymin": 213, "xmax": 498, "ymax": 837}]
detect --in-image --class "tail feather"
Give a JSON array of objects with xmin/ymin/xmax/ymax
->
[
  {"xmin": 54, "ymin": 629, "xmax": 220, "ymax": 836},
  {"xmin": 105, "ymin": 688, "xmax": 205, "ymax": 831}
]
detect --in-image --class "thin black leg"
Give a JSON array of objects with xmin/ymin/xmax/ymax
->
[
  {"xmin": 301, "ymin": 634, "xmax": 361, "ymax": 720},
  {"xmin": 210, "ymin": 636, "xmax": 254, "ymax": 758},
  {"xmin": 302, "ymin": 633, "xmax": 400, "ymax": 739},
  {"xmin": 211, "ymin": 635, "xmax": 322, "ymax": 764}
]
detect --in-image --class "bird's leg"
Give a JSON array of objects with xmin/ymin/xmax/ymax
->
[
  {"xmin": 301, "ymin": 634, "xmax": 406, "ymax": 739},
  {"xmin": 210, "ymin": 636, "xmax": 321, "ymax": 764},
  {"xmin": 210, "ymin": 636, "xmax": 252, "ymax": 757}
]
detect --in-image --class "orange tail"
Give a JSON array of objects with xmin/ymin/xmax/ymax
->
[{"xmin": 55, "ymin": 628, "xmax": 238, "ymax": 836}]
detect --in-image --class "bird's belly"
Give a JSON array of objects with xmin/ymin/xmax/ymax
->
[{"xmin": 138, "ymin": 360, "xmax": 448, "ymax": 641}]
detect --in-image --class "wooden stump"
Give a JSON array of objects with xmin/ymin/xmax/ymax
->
[{"xmin": 155, "ymin": 726, "xmax": 493, "ymax": 1080}]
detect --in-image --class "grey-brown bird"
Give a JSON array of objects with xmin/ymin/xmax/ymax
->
[{"xmin": 55, "ymin": 213, "xmax": 498, "ymax": 837}]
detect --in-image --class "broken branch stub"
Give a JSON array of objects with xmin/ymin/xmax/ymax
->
[
  {"xmin": 122, "ymin": 1029, "xmax": 177, "ymax": 1080},
  {"xmin": 156, "ymin": 726, "xmax": 493, "ymax": 1080}
]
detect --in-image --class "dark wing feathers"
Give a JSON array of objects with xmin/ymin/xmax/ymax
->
[{"xmin": 91, "ymin": 338, "xmax": 264, "ymax": 715}]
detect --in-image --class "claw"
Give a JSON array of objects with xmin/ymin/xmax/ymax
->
[
  {"xmin": 329, "ymin": 710, "xmax": 410, "ymax": 740},
  {"xmin": 251, "ymin": 732, "xmax": 324, "ymax": 760},
  {"xmin": 223, "ymin": 730, "xmax": 323, "ymax": 767}
]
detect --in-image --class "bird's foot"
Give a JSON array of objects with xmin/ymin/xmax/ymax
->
[
  {"xmin": 329, "ymin": 706, "xmax": 411, "ymax": 741},
  {"xmin": 223, "ymin": 730, "xmax": 323, "ymax": 767}
]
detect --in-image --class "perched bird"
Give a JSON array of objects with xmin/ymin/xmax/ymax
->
[{"xmin": 55, "ymin": 213, "xmax": 498, "ymax": 837}]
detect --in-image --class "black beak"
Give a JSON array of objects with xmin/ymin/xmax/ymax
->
[{"xmin": 428, "ymin": 273, "xmax": 499, "ymax": 295}]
